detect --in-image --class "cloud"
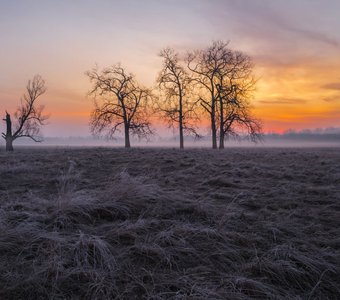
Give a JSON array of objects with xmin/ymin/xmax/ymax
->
[
  {"xmin": 287, "ymin": 27, "xmax": 338, "ymax": 47},
  {"xmin": 259, "ymin": 98, "xmax": 307, "ymax": 105},
  {"xmin": 322, "ymin": 83, "xmax": 340, "ymax": 90},
  {"xmin": 323, "ymin": 95, "xmax": 340, "ymax": 102},
  {"xmin": 201, "ymin": 0, "xmax": 339, "ymax": 57}
]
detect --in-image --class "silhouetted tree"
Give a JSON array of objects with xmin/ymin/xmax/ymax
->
[
  {"xmin": 215, "ymin": 50, "xmax": 262, "ymax": 149},
  {"xmin": 188, "ymin": 41, "xmax": 261, "ymax": 149},
  {"xmin": 2, "ymin": 75, "xmax": 48, "ymax": 151},
  {"xmin": 187, "ymin": 41, "xmax": 231, "ymax": 149},
  {"xmin": 86, "ymin": 64, "xmax": 153, "ymax": 148},
  {"xmin": 157, "ymin": 48, "xmax": 199, "ymax": 148},
  {"xmin": 217, "ymin": 84, "xmax": 262, "ymax": 148}
]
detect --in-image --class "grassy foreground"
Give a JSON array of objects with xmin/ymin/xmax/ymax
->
[{"xmin": 0, "ymin": 147, "xmax": 339, "ymax": 299}]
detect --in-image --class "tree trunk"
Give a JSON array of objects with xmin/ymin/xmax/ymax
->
[
  {"xmin": 179, "ymin": 122, "xmax": 184, "ymax": 149},
  {"xmin": 211, "ymin": 103, "xmax": 217, "ymax": 149},
  {"xmin": 211, "ymin": 88, "xmax": 217, "ymax": 149},
  {"xmin": 211, "ymin": 117, "xmax": 217, "ymax": 149},
  {"xmin": 179, "ymin": 95, "xmax": 184, "ymax": 149},
  {"xmin": 4, "ymin": 112, "xmax": 14, "ymax": 151},
  {"xmin": 219, "ymin": 98, "xmax": 224, "ymax": 149},
  {"xmin": 124, "ymin": 123, "xmax": 131, "ymax": 148},
  {"xmin": 6, "ymin": 138, "xmax": 14, "ymax": 151},
  {"xmin": 219, "ymin": 134, "xmax": 224, "ymax": 149}
]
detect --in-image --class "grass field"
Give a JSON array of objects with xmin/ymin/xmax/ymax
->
[{"xmin": 0, "ymin": 147, "xmax": 339, "ymax": 299}]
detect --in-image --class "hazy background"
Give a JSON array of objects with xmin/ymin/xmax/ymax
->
[{"xmin": 1, "ymin": 0, "xmax": 340, "ymax": 140}]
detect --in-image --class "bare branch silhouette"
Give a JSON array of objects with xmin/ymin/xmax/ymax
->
[
  {"xmin": 188, "ymin": 41, "xmax": 261, "ymax": 149},
  {"xmin": 215, "ymin": 50, "xmax": 262, "ymax": 148},
  {"xmin": 86, "ymin": 64, "xmax": 153, "ymax": 148},
  {"xmin": 187, "ymin": 41, "xmax": 232, "ymax": 149},
  {"xmin": 157, "ymin": 48, "xmax": 200, "ymax": 148},
  {"xmin": 2, "ymin": 75, "xmax": 48, "ymax": 151}
]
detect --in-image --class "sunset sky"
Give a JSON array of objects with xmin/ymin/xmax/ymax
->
[{"xmin": 1, "ymin": 0, "xmax": 340, "ymax": 136}]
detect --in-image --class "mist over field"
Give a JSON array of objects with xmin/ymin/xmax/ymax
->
[
  {"xmin": 2, "ymin": 129, "xmax": 340, "ymax": 148},
  {"xmin": 1, "ymin": 147, "xmax": 340, "ymax": 299}
]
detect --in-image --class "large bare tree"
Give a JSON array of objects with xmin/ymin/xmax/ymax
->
[
  {"xmin": 2, "ymin": 75, "xmax": 48, "ymax": 151},
  {"xmin": 216, "ymin": 50, "xmax": 262, "ymax": 149},
  {"xmin": 86, "ymin": 64, "xmax": 153, "ymax": 148},
  {"xmin": 157, "ymin": 48, "xmax": 199, "ymax": 148},
  {"xmin": 188, "ymin": 41, "xmax": 261, "ymax": 149},
  {"xmin": 187, "ymin": 41, "xmax": 232, "ymax": 149}
]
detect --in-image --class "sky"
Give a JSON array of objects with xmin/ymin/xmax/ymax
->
[{"xmin": 0, "ymin": 0, "xmax": 340, "ymax": 136}]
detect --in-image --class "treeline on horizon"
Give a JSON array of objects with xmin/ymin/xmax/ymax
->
[{"xmin": 2, "ymin": 41, "xmax": 263, "ymax": 151}]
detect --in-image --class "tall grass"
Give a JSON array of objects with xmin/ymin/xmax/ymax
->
[{"xmin": 0, "ymin": 148, "xmax": 339, "ymax": 299}]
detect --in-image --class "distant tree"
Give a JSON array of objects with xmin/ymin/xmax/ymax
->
[
  {"xmin": 187, "ymin": 41, "xmax": 261, "ymax": 149},
  {"xmin": 157, "ymin": 48, "xmax": 199, "ymax": 149},
  {"xmin": 187, "ymin": 41, "xmax": 229, "ymax": 149},
  {"xmin": 215, "ymin": 50, "xmax": 262, "ymax": 149},
  {"xmin": 86, "ymin": 64, "xmax": 153, "ymax": 148},
  {"xmin": 2, "ymin": 75, "xmax": 48, "ymax": 151},
  {"xmin": 217, "ymin": 84, "xmax": 262, "ymax": 148}
]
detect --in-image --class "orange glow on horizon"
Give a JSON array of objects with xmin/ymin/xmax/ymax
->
[
  {"xmin": 251, "ymin": 54, "xmax": 340, "ymax": 132},
  {"xmin": 1, "ymin": 54, "xmax": 340, "ymax": 136}
]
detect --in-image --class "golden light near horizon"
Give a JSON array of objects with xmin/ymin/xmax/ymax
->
[
  {"xmin": 253, "ymin": 55, "xmax": 340, "ymax": 132},
  {"xmin": 0, "ymin": 0, "xmax": 339, "ymax": 137}
]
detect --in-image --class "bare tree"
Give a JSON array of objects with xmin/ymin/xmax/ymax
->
[
  {"xmin": 217, "ymin": 84, "xmax": 262, "ymax": 149},
  {"xmin": 187, "ymin": 41, "xmax": 232, "ymax": 149},
  {"xmin": 2, "ymin": 75, "xmax": 48, "ymax": 151},
  {"xmin": 86, "ymin": 64, "xmax": 153, "ymax": 148},
  {"xmin": 216, "ymin": 50, "xmax": 262, "ymax": 149},
  {"xmin": 157, "ymin": 48, "xmax": 199, "ymax": 148},
  {"xmin": 188, "ymin": 41, "xmax": 261, "ymax": 149}
]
